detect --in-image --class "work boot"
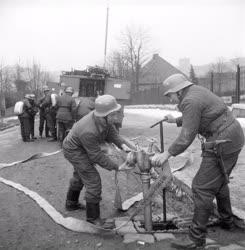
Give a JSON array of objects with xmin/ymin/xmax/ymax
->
[
  {"xmin": 65, "ymin": 190, "xmax": 85, "ymax": 211},
  {"xmin": 86, "ymin": 202, "xmax": 114, "ymax": 229},
  {"xmin": 65, "ymin": 201, "xmax": 85, "ymax": 211},
  {"xmin": 171, "ymin": 237, "xmax": 205, "ymax": 250}
]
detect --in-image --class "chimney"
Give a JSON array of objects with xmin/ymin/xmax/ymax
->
[{"xmin": 153, "ymin": 53, "xmax": 159, "ymax": 60}]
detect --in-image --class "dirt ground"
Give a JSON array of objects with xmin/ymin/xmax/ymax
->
[{"xmin": 0, "ymin": 113, "xmax": 245, "ymax": 250}]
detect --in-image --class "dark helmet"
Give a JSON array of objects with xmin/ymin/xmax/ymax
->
[{"xmin": 163, "ymin": 74, "xmax": 193, "ymax": 96}]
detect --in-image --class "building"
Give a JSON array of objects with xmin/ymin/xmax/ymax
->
[
  {"xmin": 139, "ymin": 54, "xmax": 185, "ymax": 90},
  {"xmin": 178, "ymin": 58, "xmax": 191, "ymax": 76}
]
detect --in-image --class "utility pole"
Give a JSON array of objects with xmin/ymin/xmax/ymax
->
[
  {"xmin": 210, "ymin": 71, "xmax": 214, "ymax": 92},
  {"xmin": 103, "ymin": 6, "xmax": 109, "ymax": 69},
  {"xmin": 236, "ymin": 64, "xmax": 240, "ymax": 103}
]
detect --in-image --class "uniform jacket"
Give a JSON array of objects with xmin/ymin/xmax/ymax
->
[
  {"xmin": 168, "ymin": 85, "xmax": 244, "ymax": 156},
  {"xmin": 29, "ymin": 100, "xmax": 38, "ymax": 117},
  {"xmin": 63, "ymin": 111, "xmax": 124, "ymax": 171},
  {"xmin": 40, "ymin": 94, "xmax": 56, "ymax": 115},
  {"xmin": 76, "ymin": 97, "xmax": 95, "ymax": 121},
  {"xmin": 56, "ymin": 94, "xmax": 77, "ymax": 122},
  {"xmin": 19, "ymin": 98, "xmax": 32, "ymax": 118},
  {"xmin": 37, "ymin": 96, "xmax": 46, "ymax": 114}
]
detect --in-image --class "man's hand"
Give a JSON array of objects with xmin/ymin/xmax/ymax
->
[
  {"xmin": 151, "ymin": 151, "xmax": 171, "ymax": 167},
  {"xmin": 118, "ymin": 161, "xmax": 135, "ymax": 171},
  {"xmin": 121, "ymin": 143, "xmax": 133, "ymax": 153},
  {"xmin": 165, "ymin": 114, "xmax": 176, "ymax": 123}
]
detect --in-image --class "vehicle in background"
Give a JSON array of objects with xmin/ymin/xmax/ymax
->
[{"xmin": 59, "ymin": 66, "xmax": 131, "ymax": 106}]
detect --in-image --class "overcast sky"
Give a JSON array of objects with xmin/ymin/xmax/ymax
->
[{"xmin": 0, "ymin": 0, "xmax": 244, "ymax": 71}]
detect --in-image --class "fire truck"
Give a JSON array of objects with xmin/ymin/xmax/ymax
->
[{"xmin": 60, "ymin": 66, "xmax": 131, "ymax": 105}]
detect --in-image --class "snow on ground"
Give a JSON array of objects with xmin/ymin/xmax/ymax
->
[
  {"xmin": 2, "ymin": 105, "xmax": 245, "ymax": 129},
  {"xmin": 125, "ymin": 106, "xmax": 245, "ymax": 129}
]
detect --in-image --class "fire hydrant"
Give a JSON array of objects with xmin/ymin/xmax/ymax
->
[{"xmin": 136, "ymin": 148, "xmax": 153, "ymax": 231}]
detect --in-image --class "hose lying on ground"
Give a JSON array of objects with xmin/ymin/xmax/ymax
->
[{"xmin": 0, "ymin": 150, "xmax": 62, "ymax": 170}]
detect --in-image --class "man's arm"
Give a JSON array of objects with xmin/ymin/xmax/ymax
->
[
  {"xmin": 80, "ymin": 133, "xmax": 119, "ymax": 171},
  {"xmin": 168, "ymin": 101, "xmax": 201, "ymax": 156},
  {"xmin": 106, "ymin": 125, "xmax": 124, "ymax": 149}
]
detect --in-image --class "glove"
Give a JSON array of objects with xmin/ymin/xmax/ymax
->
[
  {"xmin": 165, "ymin": 114, "xmax": 176, "ymax": 123},
  {"xmin": 151, "ymin": 151, "xmax": 171, "ymax": 167}
]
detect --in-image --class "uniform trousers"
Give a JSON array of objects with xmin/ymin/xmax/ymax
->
[
  {"xmin": 189, "ymin": 150, "xmax": 240, "ymax": 244},
  {"xmin": 63, "ymin": 149, "xmax": 102, "ymax": 204}
]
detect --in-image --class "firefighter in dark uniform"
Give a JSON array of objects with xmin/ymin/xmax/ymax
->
[
  {"xmin": 18, "ymin": 94, "xmax": 34, "ymax": 142},
  {"xmin": 62, "ymin": 95, "xmax": 136, "ymax": 227},
  {"xmin": 38, "ymin": 86, "xmax": 50, "ymax": 138},
  {"xmin": 151, "ymin": 74, "xmax": 244, "ymax": 249},
  {"xmin": 56, "ymin": 86, "xmax": 77, "ymax": 144},
  {"xmin": 29, "ymin": 94, "xmax": 38, "ymax": 140},
  {"xmin": 40, "ymin": 87, "xmax": 57, "ymax": 141},
  {"xmin": 76, "ymin": 96, "xmax": 95, "ymax": 121}
]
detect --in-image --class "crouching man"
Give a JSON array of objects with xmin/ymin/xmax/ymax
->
[{"xmin": 63, "ymin": 95, "xmax": 135, "ymax": 227}]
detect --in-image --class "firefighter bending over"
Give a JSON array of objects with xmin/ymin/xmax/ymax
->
[
  {"xmin": 151, "ymin": 74, "xmax": 244, "ymax": 249},
  {"xmin": 62, "ymin": 94, "xmax": 136, "ymax": 228}
]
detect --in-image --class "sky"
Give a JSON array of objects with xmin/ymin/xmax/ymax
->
[{"xmin": 0, "ymin": 0, "xmax": 244, "ymax": 72}]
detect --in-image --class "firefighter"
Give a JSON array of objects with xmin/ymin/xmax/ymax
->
[
  {"xmin": 28, "ymin": 94, "xmax": 38, "ymax": 140},
  {"xmin": 56, "ymin": 86, "xmax": 77, "ymax": 144},
  {"xmin": 40, "ymin": 86, "xmax": 57, "ymax": 141},
  {"xmin": 76, "ymin": 96, "xmax": 95, "ymax": 121},
  {"xmin": 18, "ymin": 94, "xmax": 34, "ymax": 142},
  {"xmin": 62, "ymin": 95, "xmax": 136, "ymax": 228},
  {"xmin": 151, "ymin": 74, "xmax": 244, "ymax": 249},
  {"xmin": 38, "ymin": 86, "xmax": 50, "ymax": 138}
]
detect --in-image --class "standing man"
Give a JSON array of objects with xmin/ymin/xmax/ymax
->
[
  {"xmin": 151, "ymin": 74, "xmax": 244, "ymax": 249},
  {"xmin": 18, "ymin": 94, "xmax": 34, "ymax": 142},
  {"xmin": 62, "ymin": 95, "xmax": 136, "ymax": 227},
  {"xmin": 56, "ymin": 86, "xmax": 77, "ymax": 144},
  {"xmin": 38, "ymin": 86, "xmax": 50, "ymax": 138},
  {"xmin": 29, "ymin": 94, "xmax": 38, "ymax": 140},
  {"xmin": 40, "ymin": 86, "xmax": 57, "ymax": 141}
]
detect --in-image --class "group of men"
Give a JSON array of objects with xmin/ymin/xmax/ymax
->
[
  {"xmin": 62, "ymin": 73, "xmax": 244, "ymax": 249},
  {"xmin": 18, "ymin": 85, "xmax": 95, "ymax": 144},
  {"xmin": 17, "ymin": 73, "xmax": 244, "ymax": 249}
]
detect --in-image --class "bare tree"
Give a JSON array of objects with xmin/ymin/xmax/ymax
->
[
  {"xmin": 209, "ymin": 57, "xmax": 227, "ymax": 95},
  {"xmin": 107, "ymin": 26, "xmax": 151, "ymax": 93},
  {"xmin": 0, "ymin": 61, "xmax": 12, "ymax": 117}
]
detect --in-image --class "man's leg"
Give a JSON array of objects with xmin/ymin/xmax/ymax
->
[
  {"xmin": 216, "ymin": 151, "xmax": 240, "ymax": 229},
  {"xmin": 39, "ymin": 112, "xmax": 45, "ymax": 137},
  {"xmin": 172, "ymin": 156, "xmax": 224, "ymax": 249},
  {"xmin": 44, "ymin": 117, "xmax": 50, "ymax": 137},
  {"xmin": 19, "ymin": 117, "xmax": 26, "ymax": 141},
  {"xmin": 65, "ymin": 170, "xmax": 85, "ymax": 211},
  {"xmin": 23, "ymin": 117, "xmax": 32, "ymax": 142},
  {"xmin": 46, "ymin": 113, "xmax": 57, "ymax": 141}
]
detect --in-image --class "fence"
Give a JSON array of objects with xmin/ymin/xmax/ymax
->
[{"xmin": 131, "ymin": 65, "xmax": 245, "ymax": 105}]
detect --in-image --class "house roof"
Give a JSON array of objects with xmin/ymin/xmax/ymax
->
[{"xmin": 139, "ymin": 54, "xmax": 185, "ymax": 84}]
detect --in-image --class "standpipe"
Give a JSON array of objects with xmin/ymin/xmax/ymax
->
[{"xmin": 136, "ymin": 149, "xmax": 153, "ymax": 231}]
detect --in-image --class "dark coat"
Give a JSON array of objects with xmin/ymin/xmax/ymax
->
[
  {"xmin": 19, "ymin": 98, "xmax": 32, "ymax": 118},
  {"xmin": 56, "ymin": 94, "xmax": 77, "ymax": 122},
  {"xmin": 168, "ymin": 85, "xmax": 244, "ymax": 156},
  {"xmin": 63, "ymin": 112, "xmax": 124, "ymax": 171}
]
